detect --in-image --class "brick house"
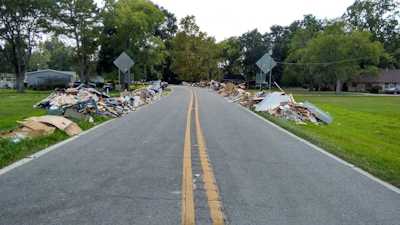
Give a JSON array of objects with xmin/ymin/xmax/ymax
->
[{"xmin": 348, "ymin": 69, "xmax": 400, "ymax": 92}]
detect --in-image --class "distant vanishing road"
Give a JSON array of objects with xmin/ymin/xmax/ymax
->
[{"xmin": 0, "ymin": 86, "xmax": 399, "ymax": 225}]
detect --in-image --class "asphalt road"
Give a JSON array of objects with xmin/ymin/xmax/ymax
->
[{"xmin": 0, "ymin": 86, "xmax": 399, "ymax": 225}]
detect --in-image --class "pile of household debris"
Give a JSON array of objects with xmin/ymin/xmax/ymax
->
[
  {"xmin": 1, "ymin": 83, "xmax": 165, "ymax": 143},
  {"xmin": 211, "ymin": 81, "xmax": 255, "ymax": 107},
  {"xmin": 210, "ymin": 80, "xmax": 332, "ymax": 125},
  {"xmin": 254, "ymin": 92, "xmax": 332, "ymax": 124},
  {"xmin": 34, "ymin": 83, "xmax": 164, "ymax": 119}
]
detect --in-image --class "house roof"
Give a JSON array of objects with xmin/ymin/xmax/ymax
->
[
  {"xmin": 355, "ymin": 69, "xmax": 400, "ymax": 83},
  {"xmin": 26, "ymin": 69, "xmax": 76, "ymax": 77}
]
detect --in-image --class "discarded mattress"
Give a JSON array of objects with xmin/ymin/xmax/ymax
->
[{"xmin": 303, "ymin": 101, "xmax": 333, "ymax": 124}]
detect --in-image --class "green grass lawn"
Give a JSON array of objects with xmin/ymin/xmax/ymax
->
[
  {"xmin": 257, "ymin": 95, "xmax": 400, "ymax": 187},
  {"xmin": 0, "ymin": 89, "xmax": 109, "ymax": 168},
  {"xmin": 0, "ymin": 89, "xmax": 51, "ymax": 131}
]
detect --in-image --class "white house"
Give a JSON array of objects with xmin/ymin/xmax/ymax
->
[{"xmin": 25, "ymin": 69, "xmax": 77, "ymax": 89}]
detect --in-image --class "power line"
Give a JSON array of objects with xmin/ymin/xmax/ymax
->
[{"xmin": 274, "ymin": 56, "xmax": 375, "ymax": 66}]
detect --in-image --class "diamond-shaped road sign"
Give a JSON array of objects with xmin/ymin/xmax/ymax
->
[
  {"xmin": 256, "ymin": 53, "xmax": 277, "ymax": 74},
  {"xmin": 113, "ymin": 52, "xmax": 134, "ymax": 73}
]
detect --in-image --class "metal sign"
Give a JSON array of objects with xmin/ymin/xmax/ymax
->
[
  {"xmin": 113, "ymin": 52, "xmax": 134, "ymax": 73},
  {"xmin": 256, "ymin": 53, "xmax": 277, "ymax": 74}
]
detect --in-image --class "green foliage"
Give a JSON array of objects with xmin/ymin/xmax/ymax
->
[
  {"xmin": 113, "ymin": 0, "xmax": 164, "ymax": 49},
  {"xmin": 219, "ymin": 37, "xmax": 242, "ymax": 75},
  {"xmin": 28, "ymin": 37, "xmax": 74, "ymax": 71},
  {"xmin": 28, "ymin": 50, "xmax": 50, "ymax": 71},
  {"xmin": 98, "ymin": 0, "xmax": 167, "ymax": 83},
  {"xmin": 283, "ymin": 23, "xmax": 385, "ymax": 92},
  {"xmin": 238, "ymin": 29, "xmax": 270, "ymax": 80},
  {"xmin": 0, "ymin": 0, "xmax": 52, "ymax": 92},
  {"xmin": 52, "ymin": 0, "xmax": 101, "ymax": 82},
  {"xmin": 155, "ymin": 6, "xmax": 178, "ymax": 41},
  {"xmin": 170, "ymin": 16, "xmax": 221, "ymax": 82},
  {"xmin": 345, "ymin": 0, "xmax": 400, "ymax": 67}
]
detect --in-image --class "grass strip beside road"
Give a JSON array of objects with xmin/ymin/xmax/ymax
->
[
  {"xmin": 0, "ymin": 116, "xmax": 109, "ymax": 169},
  {"xmin": 255, "ymin": 95, "xmax": 400, "ymax": 187}
]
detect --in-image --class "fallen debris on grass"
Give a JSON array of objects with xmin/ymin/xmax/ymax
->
[
  {"xmin": 210, "ymin": 80, "xmax": 332, "ymax": 125},
  {"xmin": 1, "ymin": 82, "xmax": 167, "ymax": 143},
  {"xmin": 0, "ymin": 116, "xmax": 80, "ymax": 143}
]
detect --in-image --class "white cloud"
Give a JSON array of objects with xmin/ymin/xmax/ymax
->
[{"xmin": 152, "ymin": 0, "xmax": 355, "ymax": 41}]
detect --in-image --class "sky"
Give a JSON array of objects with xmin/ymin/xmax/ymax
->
[{"xmin": 151, "ymin": 0, "xmax": 356, "ymax": 41}]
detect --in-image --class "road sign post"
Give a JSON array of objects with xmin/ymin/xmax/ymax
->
[
  {"xmin": 113, "ymin": 52, "xmax": 135, "ymax": 90},
  {"xmin": 256, "ymin": 52, "xmax": 277, "ymax": 91}
]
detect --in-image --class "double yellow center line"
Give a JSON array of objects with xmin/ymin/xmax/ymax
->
[
  {"xmin": 182, "ymin": 91, "xmax": 195, "ymax": 224},
  {"xmin": 182, "ymin": 90, "xmax": 225, "ymax": 225}
]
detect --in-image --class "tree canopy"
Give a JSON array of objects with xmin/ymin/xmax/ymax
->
[
  {"xmin": 0, "ymin": 0, "xmax": 52, "ymax": 91},
  {"xmin": 170, "ymin": 16, "xmax": 221, "ymax": 82},
  {"xmin": 283, "ymin": 23, "xmax": 385, "ymax": 92},
  {"xmin": 0, "ymin": 0, "xmax": 398, "ymax": 92}
]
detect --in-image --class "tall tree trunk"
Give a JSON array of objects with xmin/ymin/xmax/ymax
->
[
  {"xmin": 83, "ymin": 55, "xmax": 89, "ymax": 84},
  {"xmin": 335, "ymin": 79, "xmax": 342, "ymax": 94},
  {"xmin": 79, "ymin": 61, "xmax": 85, "ymax": 84},
  {"xmin": 15, "ymin": 69, "xmax": 25, "ymax": 93},
  {"xmin": 13, "ymin": 45, "xmax": 25, "ymax": 93}
]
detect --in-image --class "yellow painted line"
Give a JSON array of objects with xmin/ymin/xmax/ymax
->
[
  {"xmin": 194, "ymin": 93, "xmax": 225, "ymax": 225},
  {"xmin": 182, "ymin": 90, "xmax": 195, "ymax": 225}
]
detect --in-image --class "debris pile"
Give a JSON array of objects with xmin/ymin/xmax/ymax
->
[
  {"xmin": 1, "ymin": 83, "xmax": 166, "ymax": 143},
  {"xmin": 254, "ymin": 92, "xmax": 332, "ymax": 124},
  {"xmin": 210, "ymin": 81, "xmax": 332, "ymax": 125},
  {"xmin": 213, "ymin": 82, "xmax": 254, "ymax": 107},
  {"xmin": 0, "ymin": 115, "xmax": 82, "ymax": 143},
  {"xmin": 34, "ymin": 84, "xmax": 163, "ymax": 119}
]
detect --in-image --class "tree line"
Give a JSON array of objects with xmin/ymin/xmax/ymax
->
[{"xmin": 0, "ymin": 0, "xmax": 399, "ymax": 92}]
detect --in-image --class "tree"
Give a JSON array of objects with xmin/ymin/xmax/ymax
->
[
  {"xmin": 52, "ymin": 0, "xmax": 101, "ymax": 83},
  {"xmin": 345, "ymin": 0, "xmax": 400, "ymax": 67},
  {"xmin": 283, "ymin": 15, "xmax": 325, "ymax": 87},
  {"xmin": 267, "ymin": 25, "xmax": 291, "ymax": 83},
  {"xmin": 0, "ymin": 0, "xmax": 51, "ymax": 92},
  {"xmin": 28, "ymin": 48, "xmax": 50, "ymax": 71},
  {"xmin": 135, "ymin": 36, "xmax": 166, "ymax": 81},
  {"xmin": 0, "ymin": 46, "xmax": 13, "ymax": 73},
  {"xmin": 288, "ymin": 15, "xmax": 324, "ymax": 50},
  {"xmin": 170, "ymin": 16, "xmax": 221, "ymax": 82},
  {"xmin": 155, "ymin": 6, "xmax": 179, "ymax": 83},
  {"xmin": 239, "ymin": 29, "xmax": 270, "ymax": 81},
  {"xmin": 155, "ymin": 6, "xmax": 178, "ymax": 41},
  {"xmin": 287, "ymin": 23, "xmax": 385, "ymax": 93},
  {"xmin": 98, "ymin": 0, "xmax": 165, "ymax": 85},
  {"xmin": 45, "ymin": 38, "xmax": 75, "ymax": 71},
  {"xmin": 28, "ymin": 37, "xmax": 75, "ymax": 71},
  {"xmin": 219, "ymin": 37, "xmax": 242, "ymax": 75}
]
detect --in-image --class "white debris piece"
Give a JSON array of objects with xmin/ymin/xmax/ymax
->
[{"xmin": 254, "ymin": 92, "xmax": 292, "ymax": 112}]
